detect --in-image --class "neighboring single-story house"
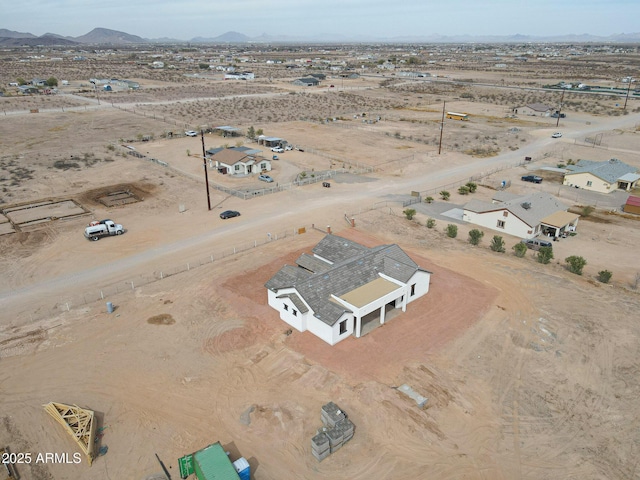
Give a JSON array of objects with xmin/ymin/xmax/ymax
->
[
  {"xmin": 292, "ymin": 77, "xmax": 320, "ymax": 86},
  {"xmin": 206, "ymin": 147, "xmax": 270, "ymax": 175},
  {"xmin": 18, "ymin": 85, "xmax": 38, "ymax": 94},
  {"xmin": 463, "ymin": 191, "xmax": 579, "ymax": 239},
  {"xmin": 563, "ymin": 158, "xmax": 639, "ymax": 193},
  {"xmin": 513, "ymin": 103, "xmax": 553, "ymax": 116},
  {"xmin": 265, "ymin": 234, "xmax": 432, "ymax": 346},
  {"xmin": 623, "ymin": 195, "xmax": 640, "ymax": 215}
]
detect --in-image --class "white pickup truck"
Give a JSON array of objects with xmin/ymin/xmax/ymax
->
[{"xmin": 84, "ymin": 219, "xmax": 124, "ymax": 241}]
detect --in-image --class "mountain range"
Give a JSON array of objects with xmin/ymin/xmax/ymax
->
[{"xmin": 2, "ymin": 27, "xmax": 640, "ymax": 46}]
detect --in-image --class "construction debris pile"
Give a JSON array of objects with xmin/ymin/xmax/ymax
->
[{"xmin": 311, "ymin": 402, "xmax": 355, "ymax": 462}]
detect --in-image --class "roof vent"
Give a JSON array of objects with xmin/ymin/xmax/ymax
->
[{"xmin": 521, "ymin": 202, "xmax": 531, "ymax": 210}]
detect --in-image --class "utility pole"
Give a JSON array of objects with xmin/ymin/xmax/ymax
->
[
  {"xmin": 556, "ymin": 89, "xmax": 565, "ymax": 128},
  {"xmin": 623, "ymin": 78, "xmax": 634, "ymax": 110},
  {"xmin": 200, "ymin": 130, "xmax": 211, "ymax": 211},
  {"xmin": 438, "ymin": 101, "xmax": 446, "ymax": 155}
]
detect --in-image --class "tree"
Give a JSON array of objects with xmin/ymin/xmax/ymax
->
[
  {"xmin": 247, "ymin": 126, "xmax": 256, "ymax": 140},
  {"xmin": 199, "ymin": 63, "xmax": 210, "ymax": 70},
  {"xmin": 424, "ymin": 196, "xmax": 434, "ymax": 204},
  {"xmin": 458, "ymin": 185, "xmax": 470, "ymax": 195},
  {"xmin": 16, "ymin": 77, "xmax": 27, "ymax": 86},
  {"xmin": 403, "ymin": 209, "xmax": 416, "ymax": 220},
  {"xmin": 468, "ymin": 229, "xmax": 484, "ymax": 245},
  {"xmin": 490, "ymin": 235, "xmax": 506, "ymax": 253},
  {"xmin": 256, "ymin": 128, "xmax": 264, "ymax": 137},
  {"xmin": 597, "ymin": 270, "xmax": 612, "ymax": 284},
  {"xmin": 466, "ymin": 181, "xmax": 478, "ymax": 193},
  {"xmin": 537, "ymin": 246, "xmax": 554, "ymax": 264},
  {"xmin": 440, "ymin": 190, "xmax": 450, "ymax": 201},
  {"xmin": 46, "ymin": 77, "xmax": 58, "ymax": 87},
  {"xmin": 446, "ymin": 224, "xmax": 458, "ymax": 238},
  {"xmin": 565, "ymin": 255, "xmax": 587, "ymax": 275},
  {"xmin": 426, "ymin": 218, "xmax": 436, "ymax": 229},
  {"xmin": 513, "ymin": 242, "xmax": 527, "ymax": 258}
]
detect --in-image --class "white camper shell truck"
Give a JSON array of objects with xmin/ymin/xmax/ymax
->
[{"xmin": 84, "ymin": 219, "xmax": 124, "ymax": 241}]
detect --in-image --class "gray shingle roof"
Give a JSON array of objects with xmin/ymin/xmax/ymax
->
[
  {"xmin": 565, "ymin": 158, "xmax": 637, "ymax": 183},
  {"xmin": 311, "ymin": 234, "xmax": 369, "ymax": 263},
  {"xmin": 266, "ymin": 235, "xmax": 430, "ymax": 326},
  {"xmin": 295, "ymin": 253, "xmax": 332, "ymax": 273},
  {"xmin": 465, "ymin": 192, "xmax": 568, "ymax": 228}
]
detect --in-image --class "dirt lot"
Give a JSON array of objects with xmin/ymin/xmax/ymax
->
[{"xmin": 1, "ymin": 61, "xmax": 640, "ymax": 480}]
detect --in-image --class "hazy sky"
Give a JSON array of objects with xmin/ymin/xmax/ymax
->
[{"xmin": 5, "ymin": 0, "xmax": 640, "ymax": 39}]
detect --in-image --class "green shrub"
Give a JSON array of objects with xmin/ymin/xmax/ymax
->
[
  {"xmin": 566, "ymin": 255, "xmax": 587, "ymax": 275},
  {"xmin": 490, "ymin": 235, "xmax": 506, "ymax": 253},
  {"xmin": 425, "ymin": 196, "xmax": 434, "ymax": 204},
  {"xmin": 446, "ymin": 224, "xmax": 458, "ymax": 238},
  {"xmin": 403, "ymin": 208, "xmax": 416, "ymax": 220},
  {"xmin": 440, "ymin": 190, "xmax": 450, "ymax": 201},
  {"xmin": 581, "ymin": 205, "xmax": 595, "ymax": 217},
  {"xmin": 513, "ymin": 242, "xmax": 527, "ymax": 257},
  {"xmin": 466, "ymin": 182, "xmax": 477, "ymax": 193},
  {"xmin": 458, "ymin": 185, "xmax": 470, "ymax": 195},
  {"xmin": 468, "ymin": 229, "xmax": 484, "ymax": 245},
  {"xmin": 597, "ymin": 270, "xmax": 612, "ymax": 283},
  {"xmin": 537, "ymin": 246, "xmax": 554, "ymax": 264},
  {"xmin": 426, "ymin": 218, "xmax": 436, "ymax": 229}
]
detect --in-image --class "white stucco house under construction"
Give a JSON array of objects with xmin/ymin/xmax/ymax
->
[{"xmin": 265, "ymin": 235, "xmax": 432, "ymax": 346}]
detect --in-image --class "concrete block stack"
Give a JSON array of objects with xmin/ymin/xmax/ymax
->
[
  {"xmin": 311, "ymin": 432, "xmax": 330, "ymax": 462},
  {"xmin": 311, "ymin": 402, "xmax": 355, "ymax": 461}
]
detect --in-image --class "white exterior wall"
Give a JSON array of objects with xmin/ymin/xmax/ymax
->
[
  {"xmin": 307, "ymin": 315, "xmax": 343, "ymax": 345},
  {"xmin": 267, "ymin": 289, "xmax": 309, "ymax": 332},
  {"xmin": 463, "ymin": 209, "xmax": 537, "ymax": 239},
  {"xmin": 563, "ymin": 172, "xmax": 613, "ymax": 193},
  {"xmin": 405, "ymin": 271, "xmax": 431, "ymax": 304}
]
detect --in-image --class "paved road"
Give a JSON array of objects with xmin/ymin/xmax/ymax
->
[{"xmin": 2, "ymin": 110, "xmax": 640, "ymax": 316}]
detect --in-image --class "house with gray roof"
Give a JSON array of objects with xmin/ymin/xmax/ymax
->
[
  {"xmin": 463, "ymin": 192, "xmax": 579, "ymax": 239},
  {"xmin": 563, "ymin": 158, "xmax": 639, "ymax": 194},
  {"xmin": 206, "ymin": 147, "xmax": 270, "ymax": 175},
  {"xmin": 292, "ymin": 77, "xmax": 320, "ymax": 87},
  {"xmin": 513, "ymin": 103, "xmax": 553, "ymax": 116},
  {"xmin": 265, "ymin": 235, "xmax": 431, "ymax": 346}
]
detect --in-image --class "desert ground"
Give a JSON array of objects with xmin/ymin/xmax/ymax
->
[{"xmin": 1, "ymin": 48, "xmax": 640, "ymax": 480}]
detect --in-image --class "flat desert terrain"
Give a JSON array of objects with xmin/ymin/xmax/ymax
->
[{"xmin": 1, "ymin": 57, "xmax": 640, "ymax": 480}]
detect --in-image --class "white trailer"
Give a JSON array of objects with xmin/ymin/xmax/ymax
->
[{"xmin": 84, "ymin": 219, "xmax": 124, "ymax": 241}]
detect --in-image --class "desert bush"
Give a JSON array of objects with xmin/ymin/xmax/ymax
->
[
  {"xmin": 581, "ymin": 205, "xmax": 595, "ymax": 217},
  {"xmin": 458, "ymin": 185, "xmax": 470, "ymax": 195},
  {"xmin": 425, "ymin": 196, "xmax": 434, "ymax": 203},
  {"xmin": 426, "ymin": 218, "xmax": 436, "ymax": 229},
  {"xmin": 513, "ymin": 242, "xmax": 527, "ymax": 258},
  {"xmin": 565, "ymin": 255, "xmax": 587, "ymax": 275},
  {"xmin": 468, "ymin": 229, "xmax": 484, "ymax": 245},
  {"xmin": 537, "ymin": 246, "xmax": 554, "ymax": 264},
  {"xmin": 403, "ymin": 209, "xmax": 416, "ymax": 220},
  {"xmin": 440, "ymin": 190, "xmax": 450, "ymax": 201},
  {"xmin": 490, "ymin": 235, "xmax": 506, "ymax": 253},
  {"xmin": 446, "ymin": 224, "xmax": 458, "ymax": 238},
  {"xmin": 597, "ymin": 270, "xmax": 612, "ymax": 284},
  {"xmin": 466, "ymin": 181, "xmax": 477, "ymax": 193}
]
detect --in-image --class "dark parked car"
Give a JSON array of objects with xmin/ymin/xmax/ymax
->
[
  {"xmin": 220, "ymin": 210, "xmax": 240, "ymax": 219},
  {"xmin": 521, "ymin": 238, "xmax": 553, "ymax": 251},
  {"xmin": 521, "ymin": 175, "xmax": 543, "ymax": 184}
]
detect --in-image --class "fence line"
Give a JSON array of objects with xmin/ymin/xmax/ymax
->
[{"xmin": 12, "ymin": 224, "xmax": 325, "ymax": 325}]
